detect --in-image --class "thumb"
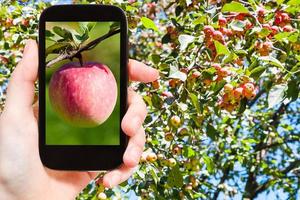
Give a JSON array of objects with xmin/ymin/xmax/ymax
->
[{"xmin": 4, "ymin": 39, "xmax": 38, "ymax": 115}]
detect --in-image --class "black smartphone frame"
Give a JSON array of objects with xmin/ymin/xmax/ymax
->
[{"xmin": 38, "ymin": 5, "xmax": 128, "ymax": 170}]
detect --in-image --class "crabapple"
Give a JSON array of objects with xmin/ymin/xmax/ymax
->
[
  {"xmin": 168, "ymin": 158, "xmax": 177, "ymax": 167},
  {"xmin": 98, "ymin": 192, "xmax": 107, "ymax": 200},
  {"xmin": 224, "ymin": 83, "xmax": 234, "ymax": 93},
  {"xmin": 203, "ymin": 25, "xmax": 214, "ymax": 35},
  {"xmin": 152, "ymin": 79, "xmax": 160, "ymax": 89},
  {"xmin": 146, "ymin": 152, "xmax": 158, "ymax": 162},
  {"xmin": 191, "ymin": 70, "xmax": 201, "ymax": 78},
  {"xmin": 242, "ymin": 82, "xmax": 255, "ymax": 93},
  {"xmin": 218, "ymin": 16, "xmax": 227, "ymax": 27},
  {"xmin": 213, "ymin": 30, "xmax": 224, "ymax": 42},
  {"xmin": 170, "ymin": 115, "xmax": 181, "ymax": 127},
  {"xmin": 165, "ymin": 132, "xmax": 174, "ymax": 141},
  {"xmin": 49, "ymin": 62, "xmax": 117, "ymax": 127},
  {"xmin": 233, "ymin": 87, "xmax": 244, "ymax": 100}
]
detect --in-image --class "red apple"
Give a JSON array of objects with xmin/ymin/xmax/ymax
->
[{"xmin": 49, "ymin": 62, "xmax": 117, "ymax": 127}]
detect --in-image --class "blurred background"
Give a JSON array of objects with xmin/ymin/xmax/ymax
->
[{"xmin": 46, "ymin": 22, "xmax": 120, "ymax": 145}]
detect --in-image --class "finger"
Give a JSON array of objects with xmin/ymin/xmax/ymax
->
[
  {"xmin": 121, "ymin": 89, "xmax": 147, "ymax": 137},
  {"xmin": 128, "ymin": 59, "xmax": 159, "ymax": 83},
  {"xmin": 123, "ymin": 127, "xmax": 145, "ymax": 168},
  {"xmin": 102, "ymin": 164, "xmax": 137, "ymax": 188},
  {"xmin": 32, "ymin": 100, "xmax": 39, "ymax": 120},
  {"xmin": 4, "ymin": 40, "xmax": 38, "ymax": 114}
]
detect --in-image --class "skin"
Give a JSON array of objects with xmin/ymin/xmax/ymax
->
[
  {"xmin": 0, "ymin": 40, "xmax": 159, "ymax": 200},
  {"xmin": 49, "ymin": 62, "xmax": 118, "ymax": 127}
]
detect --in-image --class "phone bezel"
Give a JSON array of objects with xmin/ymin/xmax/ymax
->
[{"xmin": 38, "ymin": 5, "xmax": 128, "ymax": 170}]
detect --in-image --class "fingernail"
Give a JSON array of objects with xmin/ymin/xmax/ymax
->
[{"xmin": 108, "ymin": 173, "xmax": 120, "ymax": 188}]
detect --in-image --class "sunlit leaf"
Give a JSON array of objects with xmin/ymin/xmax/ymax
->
[
  {"xmin": 268, "ymin": 84, "xmax": 288, "ymax": 108},
  {"xmin": 222, "ymin": 2, "xmax": 249, "ymax": 13},
  {"xmin": 178, "ymin": 34, "xmax": 194, "ymax": 50},
  {"xmin": 141, "ymin": 17, "xmax": 158, "ymax": 32}
]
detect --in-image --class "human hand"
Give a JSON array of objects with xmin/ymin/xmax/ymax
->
[{"xmin": 0, "ymin": 40, "xmax": 159, "ymax": 200}]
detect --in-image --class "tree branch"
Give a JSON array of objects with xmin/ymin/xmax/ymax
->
[
  {"xmin": 212, "ymin": 166, "xmax": 230, "ymax": 200},
  {"xmin": 255, "ymin": 160, "xmax": 300, "ymax": 196},
  {"xmin": 46, "ymin": 29, "xmax": 121, "ymax": 68}
]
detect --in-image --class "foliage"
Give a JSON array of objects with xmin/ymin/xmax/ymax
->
[{"xmin": 1, "ymin": 0, "xmax": 300, "ymax": 200}]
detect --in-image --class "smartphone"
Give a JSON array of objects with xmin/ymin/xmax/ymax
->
[{"xmin": 38, "ymin": 5, "xmax": 128, "ymax": 170}]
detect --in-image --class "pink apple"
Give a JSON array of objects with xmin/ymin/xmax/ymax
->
[{"xmin": 49, "ymin": 62, "xmax": 117, "ymax": 127}]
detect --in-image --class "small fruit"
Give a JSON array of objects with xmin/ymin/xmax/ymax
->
[
  {"xmin": 244, "ymin": 90, "xmax": 257, "ymax": 100},
  {"xmin": 184, "ymin": 184, "xmax": 193, "ymax": 191},
  {"xmin": 152, "ymin": 80, "xmax": 160, "ymax": 89},
  {"xmin": 203, "ymin": 25, "xmax": 214, "ymax": 35},
  {"xmin": 212, "ymin": 63, "xmax": 221, "ymax": 71},
  {"xmin": 191, "ymin": 70, "xmax": 201, "ymax": 78},
  {"xmin": 178, "ymin": 128, "xmax": 189, "ymax": 137},
  {"xmin": 218, "ymin": 16, "xmax": 227, "ymax": 27},
  {"xmin": 146, "ymin": 152, "xmax": 157, "ymax": 162},
  {"xmin": 172, "ymin": 145, "xmax": 182, "ymax": 155},
  {"xmin": 170, "ymin": 115, "xmax": 181, "ymax": 128},
  {"xmin": 157, "ymin": 153, "xmax": 164, "ymax": 160},
  {"xmin": 243, "ymin": 82, "xmax": 255, "ymax": 93},
  {"xmin": 213, "ymin": 30, "xmax": 224, "ymax": 41},
  {"xmin": 165, "ymin": 132, "xmax": 174, "ymax": 141},
  {"xmin": 224, "ymin": 83, "xmax": 234, "ymax": 93},
  {"xmin": 98, "ymin": 192, "xmax": 107, "ymax": 200},
  {"xmin": 203, "ymin": 79, "xmax": 212, "ymax": 86},
  {"xmin": 283, "ymin": 25, "xmax": 294, "ymax": 32},
  {"xmin": 168, "ymin": 158, "xmax": 177, "ymax": 167},
  {"xmin": 21, "ymin": 18, "xmax": 29, "ymax": 27},
  {"xmin": 169, "ymin": 78, "xmax": 179, "ymax": 88},
  {"xmin": 233, "ymin": 87, "xmax": 244, "ymax": 100}
]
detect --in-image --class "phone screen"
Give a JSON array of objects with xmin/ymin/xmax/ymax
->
[{"xmin": 45, "ymin": 21, "xmax": 120, "ymax": 145}]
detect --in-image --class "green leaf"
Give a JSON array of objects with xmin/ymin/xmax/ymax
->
[
  {"xmin": 224, "ymin": 52, "xmax": 238, "ymax": 63},
  {"xmin": 162, "ymin": 34, "xmax": 171, "ymax": 44},
  {"xmin": 74, "ymin": 30, "xmax": 89, "ymax": 43},
  {"xmin": 151, "ymin": 54, "xmax": 160, "ymax": 64},
  {"xmin": 178, "ymin": 34, "xmax": 194, "ymax": 51},
  {"xmin": 79, "ymin": 22, "xmax": 96, "ymax": 33},
  {"xmin": 268, "ymin": 84, "xmax": 288, "ymax": 108},
  {"xmin": 230, "ymin": 20, "xmax": 245, "ymax": 32},
  {"xmin": 286, "ymin": 79, "xmax": 299, "ymax": 102},
  {"xmin": 238, "ymin": 98, "xmax": 247, "ymax": 114},
  {"xmin": 274, "ymin": 32, "xmax": 291, "ymax": 41},
  {"xmin": 288, "ymin": 0, "xmax": 300, "ymax": 6},
  {"xmin": 250, "ymin": 66, "xmax": 266, "ymax": 80},
  {"xmin": 167, "ymin": 165, "xmax": 183, "ymax": 188},
  {"xmin": 260, "ymin": 56, "xmax": 284, "ymax": 69},
  {"xmin": 206, "ymin": 123, "xmax": 218, "ymax": 141},
  {"xmin": 189, "ymin": 93, "xmax": 200, "ymax": 113},
  {"xmin": 150, "ymin": 168, "xmax": 159, "ymax": 184},
  {"xmin": 45, "ymin": 30, "xmax": 55, "ymax": 38},
  {"xmin": 203, "ymin": 155, "xmax": 215, "ymax": 174},
  {"xmin": 151, "ymin": 93, "xmax": 163, "ymax": 109},
  {"xmin": 52, "ymin": 26, "xmax": 73, "ymax": 40},
  {"xmin": 169, "ymin": 65, "xmax": 187, "ymax": 81},
  {"xmin": 183, "ymin": 146, "xmax": 195, "ymax": 158},
  {"xmin": 214, "ymin": 40, "xmax": 230, "ymax": 56},
  {"xmin": 109, "ymin": 22, "xmax": 120, "ymax": 32},
  {"xmin": 221, "ymin": 2, "xmax": 249, "ymax": 13},
  {"xmin": 46, "ymin": 42, "xmax": 71, "ymax": 56},
  {"xmin": 141, "ymin": 17, "xmax": 158, "ymax": 32}
]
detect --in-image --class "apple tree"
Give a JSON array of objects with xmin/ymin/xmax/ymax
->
[{"xmin": 0, "ymin": 0, "xmax": 300, "ymax": 199}]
